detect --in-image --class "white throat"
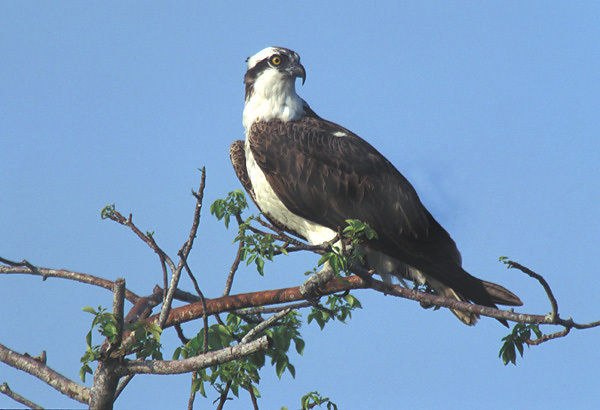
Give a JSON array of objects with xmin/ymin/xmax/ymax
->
[{"xmin": 243, "ymin": 71, "xmax": 305, "ymax": 132}]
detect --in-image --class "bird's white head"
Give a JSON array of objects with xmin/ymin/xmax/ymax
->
[{"xmin": 243, "ymin": 47, "xmax": 307, "ymax": 131}]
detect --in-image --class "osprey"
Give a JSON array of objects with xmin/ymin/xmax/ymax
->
[{"xmin": 230, "ymin": 46, "xmax": 522, "ymax": 325}]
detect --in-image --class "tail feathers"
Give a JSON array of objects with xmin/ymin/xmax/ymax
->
[
  {"xmin": 426, "ymin": 273, "xmax": 521, "ymax": 327},
  {"xmin": 481, "ymin": 280, "xmax": 523, "ymax": 306}
]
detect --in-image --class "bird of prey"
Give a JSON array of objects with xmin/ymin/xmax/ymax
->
[{"xmin": 230, "ymin": 46, "xmax": 522, "ymax": 325}]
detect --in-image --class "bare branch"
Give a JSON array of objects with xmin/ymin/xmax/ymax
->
[
  {"xmin": 0, "ymin": 262, "xmax": 139, "ymax": 303},
  {"xmin": 187, "ymin": 370, "xmax": 198, "ymax": 410},
  {"xmin": 235, "ymin": 301, "xmax": 313, "ymax": 315},
  {"xmin": 120, "ymin": 335, "xmax": 270, "ymax": 375},
  {"xmin": 249, "ymin": 384, "xmax": 259, "ymax": 410},
  {"xmin": 158, "ymin": 168, "xmax": 206, "ymax": 329},
  {"xmin": 241, "ymin": 308, "xmax": 291, "ymax": 344},
  {"xmin": 558, "ymin": 317, "xmax": 600, "ymax": 330},
  {"xmin": 113, "ymin": 278, "xmax": 126, "ymax": 346},
  {"xmin": 103, "ymin": 209, "xmax": 177, "ymax": 273},
  {"xmin": 113, "ymin": 374, "xmax": 133, "ymax": 401},
  {"xmin": 181, "ymin": 255, "xmax": 209, "ymax": 353},
  {"xmin": 0, "ymin": 343, "xmax": 90, "ymax": 404},
  {"xmin": 215, "ymin": 380, "xmax": 233, "ymax": 410},
  {"xmin": 503, "ymin": 259, "xmax": 559, "ymax": 322},
  {"xmin": 223, "ymin": 239, "xmax": 244, "ymax": 297},
  {"xmin": 0, "ymin": 382, "xmax": 44, "ymax": 409},
  {"xmin": 527, "ymin": 327, "xmax": 571, "ymax": 345}
]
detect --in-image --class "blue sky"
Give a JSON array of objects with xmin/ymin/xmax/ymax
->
[{"xmin": 2, "ymin": 2, "xmax": 599, "ymax": 409}]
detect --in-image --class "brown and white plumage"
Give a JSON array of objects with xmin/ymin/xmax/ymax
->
[{"xmin": 231, "ymin": 46, "xmax": 522, "ymax": 325}]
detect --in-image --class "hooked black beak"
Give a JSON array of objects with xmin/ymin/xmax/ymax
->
[{"xmin": 287, "ymin": 63, "xmax": 306, "ymax": 85}]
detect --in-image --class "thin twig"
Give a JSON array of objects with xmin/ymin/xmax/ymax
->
[
  {"xmin": 527, "ymin": 327, "xmax": 571, "ymax": 345},
  {"xmin": 158, "ymin": 168, "xmax": 206, "ymax": 329},
  {"xmin": 249, "ymin": 385, "xmax": 259, "ymax": 410},
  {"xmin": 216, "ymin": 380, "xmax": 233, "ymax": 410},
  {"xmin": 0, "ymin": 262, "xmax": 139, "ymax": 303},
  {"xmin": 104, "ymin": 210, "xmax": 177, "ymax": 273},
  {"xmin": 504, "ymin": 259, "xmax": 559, "ymax": 322},
  {"xmin": 181, "ymin": 255, "xmax": 209, "ymax": 353},
  {"xmin": 187, "ymin": 370, "xmax": 198, "ymax": 410},
  {"xmin": 234, "ymin": 301, "xmax": 312, "ymax": 315},
  {"xmin": 113, "ymin": 374, "xmax": 133, "ymax": 401},
  {"xmin": 241, "ymin": 308, "xmax": 291, "ymax": 344},
  {"xmin": 175, "ymin": 324, "xmax": 190, "ymax": 344},
  {"xmin": 223, "ymin": 240, "xmax": 244, "ymax": 297},
  {"xmin": 0, "ymin": 382, "xmax": 44, "ymax": 409},
  {"xmin": 254, "ymin": 216, "xmax": 305, "ymax": 246}
]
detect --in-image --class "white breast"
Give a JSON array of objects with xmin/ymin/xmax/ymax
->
[{"xmin": 244, "ymin": 140, "xmax": 336, "ymax": 245}]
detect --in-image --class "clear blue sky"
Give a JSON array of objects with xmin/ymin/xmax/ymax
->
[{"xmin": 2, "ymin": 2, "xmax": 599, "ymax": 409}]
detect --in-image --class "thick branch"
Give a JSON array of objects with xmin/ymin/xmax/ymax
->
[
  {"xmin": 149, "ymin": 270, "xmax": 587, "ymax": 331},
  {"xmin": 154, "ymin": 275, "xmax": 365, "ymax": 329},
  {"xmin": 0, "ymin": 343, "xmax": 90, "ymax": 404}
]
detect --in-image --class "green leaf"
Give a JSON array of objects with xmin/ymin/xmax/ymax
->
[
  {"xmin": 294, "ymin": 338, "xmax": 305, "ymax": 355},
  {"xmin": 79, "ymin": 364, "xmax": 92, "ymax": 382},
  {"xmin": 251, "ymin": 384, "xmax": 261, "ymax": 398},
  {"xmin": 81, "ymin": 306, "xmax": 97, "ymax": 314},
  {"xmin": 256, "ymin": 257, "xmax": 265, "ymax": 276},
  {"xmin": 275, "ymin": 357, "xmax": 287, "ymax": 378}
]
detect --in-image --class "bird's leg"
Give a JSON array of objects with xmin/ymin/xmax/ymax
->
[{"xmin": 299, "ymin": 261, "xmax": 335, "ymax": 301}]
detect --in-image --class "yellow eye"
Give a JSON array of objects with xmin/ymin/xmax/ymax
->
[{"xmin": 271, "ymin": 55, "xmax": 282, "ymax": 66}]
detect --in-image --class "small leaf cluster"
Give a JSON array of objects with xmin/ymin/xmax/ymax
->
[
  {"xmin": 281, "ymin": 391, "xmax": 339, "ymax": 410},
  {"xmin": 307, "ymin": 293, "xmax": 362, "ymax": 330},
  {"xmin": 127, "ymin": 321, "xmax": 163, "ymax": 360},
  {"xmin": 318, "ymin": 219, "xmax": 378, "ymax": 276},
  {"xmin": 499, "ymin": 323, "xmax": 542, "ymax": 365},
  {"xmin": 173, "ymin": 311, "xmax": 304, "ymax": 399},
  {"xmin": 236, "ymin": 220, "xmax": 285, "ymax": 275},
  {"xmin": 212, "ymin": 191, "xmax": 287, "ymax": 275},
  {"xmin": 100, "ymin": 204, "xmax": 116, "ymax": 220},
  {"xmin": 79, "ymin": 306, "xmax": 162, "ymax": 382},
  {"xmin": 210, "ymin": 190, "xmax": 248, "ymax": 229},
  {"xmin": 80, "ymin": 306, "xmax": 118, "ymax": 382}
]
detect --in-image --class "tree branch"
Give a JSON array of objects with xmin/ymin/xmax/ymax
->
[
  {"xmin": 0, "ymin": 382, "xmax": 44, "ymax": 410},
  {"xmin": 222, "ymin": 239, "xmax": 244, "ymax": 297},
  {"xmin": 502, "ymin": 258, "xmax": 559, "ymax": 322},
  {"xmin": 0, "ymin": 343, "xmax": 90, "ymax": 404},
  {"xmin": 120, "ymin": 335, "xmax": 270, "ymax": 376},
  {"xmin": 241, "ymin": 308, "xmax": 291, "ymax": 344},
  {"xmin": 0, "ymin": 262, "xmax": 139, "ymax": 303},
  {"xmin": 158, "ymin": 168, "xmax": 206, "ymax": 329},
  {"xmin": 102, "ymin": 209, "xmax": 177, "ymax": 274}
]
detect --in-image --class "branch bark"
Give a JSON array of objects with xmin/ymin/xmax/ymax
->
[
  {"xmin": 0, "ymin": 343, "xmax": 90, "ymax": 404},
  {"xmin": 119, "ymin": 335, "xmax": 270, "ymax": 376},
  {"xmin": 0, "ymin": 382, "xmax": 44, "ymax": 410},
  {"xmin": 0, "ymin": 264, "xmax": 139, "ymax": 303}
]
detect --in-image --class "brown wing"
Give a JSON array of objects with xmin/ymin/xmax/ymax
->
[
  {"xmin": 229, "ymin": 140, "xmax": 255, "ymax": 202},
  {"xmin": 229, "ymin": 139, "xmax": 306, "ymax": 239}
]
